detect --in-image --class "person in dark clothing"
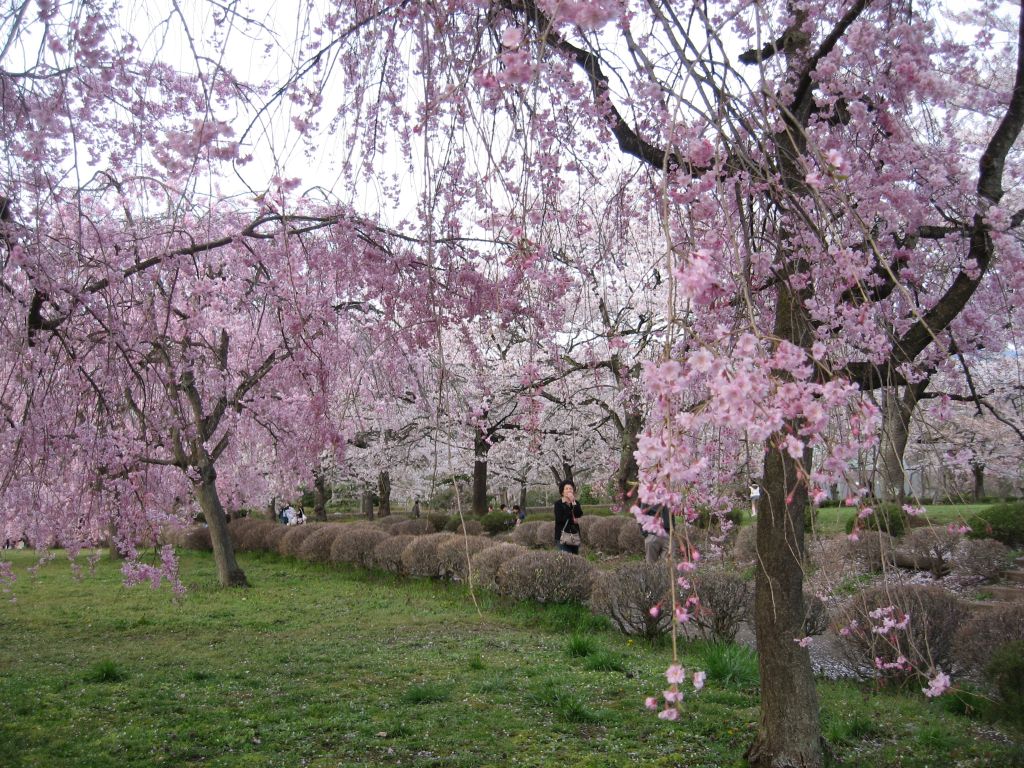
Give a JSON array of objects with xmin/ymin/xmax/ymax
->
[{"xmin": 553, "ymin": 480, "xmax": 583, "ymax": 554}]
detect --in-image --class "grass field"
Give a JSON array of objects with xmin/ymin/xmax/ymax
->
[
  {"xmin": 811, "ymin": 503, "xmax": 993, "ymax": 535},
  {"xmin": 0, "ymin": 549, "xmax": 1018, "ymax": 767}
]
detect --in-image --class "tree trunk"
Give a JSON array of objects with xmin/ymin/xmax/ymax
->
[
  {"xmin": 878, "ymin": 382, "xmax": 926, "ymax": 504},
  {"xmin": 746, "ymin": 437, "xmax": 822, "ymax": 767},
  {"xmin": 617, "ymin": 407, "xmax": 643, "ymax": 508},
  {"xmin": 519, "ymin": 481, "xmax": 528, "ymax": 514},
  {"xmin": 192, "ymin": 460, "xmax": 248, "ymax": 587},
  {"xmin": 107, "ymin": 519, "xmax": 123, "ymax": 560},
  {"xmin": 972, "ymin": 462, "xmax": 985, "ymax": 502},
  {"xmin": 378, "ymin": 470, "xmax": 392, "ymax": 517},
  {"xmin": 313, "ymin": 468, "xmax": 328, "ymax": 521},
  {"xmin": 472, "ymin": 432, "xmax": 490, "ymax": 517},
  {"xmin": 549, "ymin": 457, "xmax": 574, "ymax": 490},
  {"xmin": 266, "ymin": 496, "xmax": 277, "ymax": 521},
  {"xmin": 361, "ymin": 488, "xmax": 375, "ymax": 520}
]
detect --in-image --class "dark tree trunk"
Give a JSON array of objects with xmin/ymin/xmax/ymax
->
[
  {"xmin": 617, "ymin": 407, "xmax": 643, "ymax": 507},
  {"xmin": 107, "ymin": 519, "xmax": 123, "ymax": 560},
  {"xmin": 361, "ymin": 488, "xmax": 375, "ymax": 520},
  {"xmin": 549, "ymin": 457, "xmax": 574, "ymax": 490},
  {"xmin": 378, "ymin": 470, "xmax": 392, "ymax": 516},
  {"xmin": 972, "ymin": 462, "xmax": 985, "ymax": 502},
  {"xmin": 266, "ymin": 496, "xmax": 277, "ymax": 521},
  {"xmin": 313, "ymin": 468, "xmax": 328, "ymax": 521},
  {"xmin": 519, "ymin": 482, "xmax": 528, "ymax": 514},
  {"xmin": 878, "ymin": 383, "xmax": 926, "ymax": 504},
  {"xmin": 747, "ymin": 435, "xmax": 821, "ymax": 768},
  {"xmin": 472, "ymin": 430, "xmax": 490, "ymax": 516},
  {"xmin": 192, "ymin": 459, "xmax": 248, "ymax": 588}
]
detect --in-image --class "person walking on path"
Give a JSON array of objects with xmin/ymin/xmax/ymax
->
[{"xmin": 553, "ymin": 481, "xmax": 583, "ymax": 554}]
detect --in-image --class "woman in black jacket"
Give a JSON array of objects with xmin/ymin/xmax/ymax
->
[{"xmin": 553, "ymin": 480, "xmax": 583, "ymax": 554}]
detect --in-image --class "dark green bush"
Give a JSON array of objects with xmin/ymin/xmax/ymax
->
[
  {"xmin": 481, "ymin": 511, "xmax": 515, "ymax": 535},
  {"xmin": 426, "ymin": 512, "xmax": 450, "ymax": 532},
  {"xmin": 967, "ymin": 502, "xmax": 1024, "ymax": 548},
  {"xmin": 694, "ymin": 507, "xmax": 744, "ymax": 530},
  {"xmin": 985, "ymin": 640, "xmax": 1024, "ymax": 732},
  {"xmin": 844, "ymin": 503, "xmax": 909, "ymax": 537}
]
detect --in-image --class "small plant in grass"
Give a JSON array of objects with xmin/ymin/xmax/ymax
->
[
  {"xmin": 566, "ymin": 632, "xmax": 598, "ymax": 658},
  {"xmin": 83, "ymin": 659, "xmax": 126, "ymax": 683},
  {"xmin": 823, "ymin": 710, "xmax": 882, "ymax": 746},
  {"xmin": 583, "ymin": 650, "xmax": 626, "ymax": 672},
  {"xmin": 401, "ymin": 682, "xmax": 451, "ymax": 705},
  {"xmin": 692, "ymin": 641, "xmax": 759, "ymax": 689},
  {"xmin": 467, "ymin": 654, "xmax": 485, "ymax": 670},
  {"xmin": 529, "ymin": 683, "xmax": 600, "ymax": 723}
]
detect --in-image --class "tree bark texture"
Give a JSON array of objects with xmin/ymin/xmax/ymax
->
[
  {"xmin": 972, "ymin": 462, "xmax": 985, "ymax": 502},
  {"xmin": 747, "ymin": 438, "xmax": 822, "ymax": 768},
  {"xmin": 378, "ymin": 470, "xmax": 392, "ymax": 517},
  {"xmin": 472, "ymin": 429, "xmax": 491, "ymax": 516},
  {"xmin": 878, "ymin": 385, "xmax": 923, "ymax": 504},
  {"xmin": 193, "ymin": 460, "xmax": 249, "ymax": 587},
  {"xmin": 617, "ymin": 407, "xmax": 643, "ymax": 507},
  {"xmin": 361, "ymin": 489, "xmax": 375, "ymax": 520},
  {"xmin": 313, "ymin": 469, "xmax": 328, "ymax": 521}
]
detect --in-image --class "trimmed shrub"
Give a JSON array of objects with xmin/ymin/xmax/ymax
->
[
  {"xmin": 374, "ymin": 515, "xmax": 408, "ymax": 532},
  {"xmin": 436, "ymin": 535, "xmax": 498, "ymax": 581},
  {"xmin": 471, "ymin": 543, "xmax": 528, "ymax": 591},
  {"xmin": 590, "ymin": 561, "xmax": 672, "ymax": 640},
  {"xmin": 691, "ymin": 567, "xmax": 753, "ymax": 643},
  {"xmin": 181, "ymin": 526, "xmax": 212, "ymax": 551},
  {"xmin": 732, "ymin": 524, "xmax": 759, "ymax": 564},
  {"xmin": 952, "ymin": 538, "xmax": 1013, "ymax": 585},
  {"xmin": 456, "ymin": 519, "xmax": 485, "ymax": 536},
  {"xmin": 261, "ymin": 525, "xmax": 289, "ymax": 553},
  {"xmin": 694, "ymin": 507, "xmax": 744, "ymax": 530},
  {"xmin": 481, "ymin": 511, "xmax": 515, "ymax": 535},
  {"xmin": 837, "ymin": 585, "xmax": 967, "ymax": 679},
  {"xmin": 226, "ymin": 517, "xmax": 261, "ymax": 544},
  {"xmin": 371, "ymin": 534, "xmax": 415, "ymax": 574},
  {"xmin": 899, "ymin": 527, "xmax": 961, "ymax": 578},
  {"xmin": 297, "ymin": 526, "xmax": 343, "ymax": 563},
  {"xmin": 588, "ymin": 516, "xmax": 629, "ymax": 554},
  {"xmin": 329, "ymin": 525, "xmax": 389, "ymax": 568},
  {"xmin": 495, "ymin": 550, "xmax": 596, "ymax": 603},
  {"xmin": 513, "ymin": 520, "xmax": 545, "ymax": 547},
  {"xmin": 803, "ymin": 593, "xmax": 830, "ymax": 637},
  {"xmin": 617, "ymin": 522, "xmax": 646, "ymax": 556},
  {"xmin": 577, "ymin": 515, "xmax": 601, "ymax": 546},
  {"xmin": 392, "ymin": 518, "xmax": 434, "ymax": 536},
  {"xmin": 954, "ymin": 603, "xmax": 1024, "ymax": 676},
  {"xmin": 536, "ymin": 521, "xmax": 555, "ymax": 548},
  {"xmin": 844, "ymin": 503, "xmax": 909, "ymax": 538},
  {"xmin": 277, "ymin": 525, "xmax": 321, "ymax": 558},
  {"xmin": 231, "ymin": 520, "xmax": 277, "ymax": 552},
  {"xmin": 967, "ymin": 503, "xmax": 1024, "ymax": 548},
  {"xmin": 985, "ymin": 640, "xmax": 1024, "ymax": 731},
  {"xmin": 426, "ymin": 512, "xmax": 450, "ymax": 532},
  {"xmin": 846, "ymin": 530, "xmax": 896, "ymax": 573},
  {"xmin": 402, "ymin": 533, "xmax": 456, "ymax": 578}
]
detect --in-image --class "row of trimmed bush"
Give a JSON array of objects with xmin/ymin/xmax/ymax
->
[{"xmin": 171, "ymin": 519, "xmax": 787, "ymax": 643}]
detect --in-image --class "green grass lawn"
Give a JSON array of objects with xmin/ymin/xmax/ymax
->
[
  {"xmin": 0, "ymin": 549, "xmax": 1017, "ymax": 767},
  {"xmin": 811, "ymin": 503, "xmax": 991, "ymax": 536}
]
